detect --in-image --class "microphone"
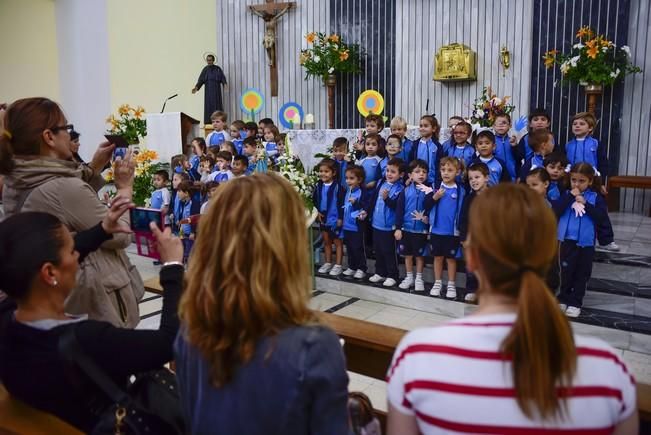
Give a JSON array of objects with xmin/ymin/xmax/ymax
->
[{"xmin": 160, "ymin": 94, "xmax": 179, "ymax": 113}]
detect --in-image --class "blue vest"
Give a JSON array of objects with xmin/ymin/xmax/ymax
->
[
  {"xmin": 481, "ymin": 157, "xmax": 504, "ymax": 186},
  {"xmin": 359, "ymin": 155, "xmax": 382, "ymax": 185},
  {"xmin": 494, "ymin": 133, "xmax": 517, "ymax": 180},
  {"xmin": 335, "ymin": 159, "xmax": 348, "ymax": 189},
  {"xmin": 342, "ymin": 187, "xmax": 364, "ymax": 231},
  {"xmin": 557, "ymin": 190, "xmax": 597, "ymax": 247},
  {"xmin": 174, "ymin": 198, "xmax": 193, "ymax": 236},
  {"xmin": 150, "ymin": 188, "xmax": 168, "ymax": 210},
  {"xmin": 522, "ymin": 133, "xmax": 557, "ymax": 161},
  {"xmin": 547, "ymin": 181, "xmax": 561, "ymax": 201},
  {"xmin": 265, "ymin": 141, "xmax": 278, "ymax": 156},
  {"xmin": 530, "ymin": 153, "xmax": 544, "ymax": 170},
  {"xmin": 448, "ymin": 144, "xmax": 475, "ymax": 168},
  {"xmin": 565, "ymin": 136, "xmax": 599, "ymax": 170},
  {"xmin": 442, "ymin": 138, "xmax": 454, "ymax": 157},
  {"xmin": 209, "ymin": 131, "xmax": 227, "ymax": 146},
  {"xmin": 429, "ymin": 184, "xmax": 464, "ymax": 236},
  {"xmin": 316, "ymin": 182, "xmax": 340, "ymax": 228},
  {"xmin": 396, "ymin": 138, "xmax": 413, "ymax": 162},
  {"xmin": 415, "ymin": 139, "xmax": 441, "ymax": 185},
  {"xmin": 401, "ymin": 184, "xmax": 428, "ymax": 234},
  {"xmin": 232, "ymin": 138, "xmax": 244, "ymax": 155},
  {"xmin": 371, "ymin": 181, "xmax": 403, "ymax": 231},
  {"xmin": 378, "ymin": 157, "xmax": 389, "ymax": 178}
]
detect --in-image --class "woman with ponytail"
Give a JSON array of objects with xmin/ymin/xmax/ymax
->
[{"xmin": 387, "ymin": 183, "xmax": 638, "ymax": 434}]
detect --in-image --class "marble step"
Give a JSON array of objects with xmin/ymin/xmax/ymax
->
[{"xmin": 314, "ymin": 271, "xmax": 651, "ymax": 337}]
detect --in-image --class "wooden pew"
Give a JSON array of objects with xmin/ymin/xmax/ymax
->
[
  {"xmin": 607, "ymin": 176, "xmax": 651, "ymax": 217},
  {"xmin": 146, "ymin": 277, "xmax": 651, "ymax": 425}
]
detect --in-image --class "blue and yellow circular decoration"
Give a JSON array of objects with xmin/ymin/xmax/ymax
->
[
  {"xmin": 278, "ymin": 102, "xmax": 304, "ymax": 129},
  {"xmin": 240, "ymin": 88, "xmax": 265, "ymax": 114},
  {"xmin": 356, "ymin": 90, "xmax": 385, "ymax": 117}
]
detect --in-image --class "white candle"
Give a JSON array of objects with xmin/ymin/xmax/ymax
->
[{"xmin": 305, "ymin": 113, "xmax": 314, "ymax": 124}]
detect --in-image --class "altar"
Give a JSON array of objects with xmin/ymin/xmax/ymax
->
[{"xmin": 286, "ymin": 126, "xmax": 447, "ymax": 170}]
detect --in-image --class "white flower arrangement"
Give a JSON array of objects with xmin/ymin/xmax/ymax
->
[{"xmin": 276, "ymin": 153, "xmax": 318, "ymax": 212}]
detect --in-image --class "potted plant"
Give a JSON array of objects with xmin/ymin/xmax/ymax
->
[{"xmin": 106, "ymin": 104, "xmax": 147, "ymax": 145}]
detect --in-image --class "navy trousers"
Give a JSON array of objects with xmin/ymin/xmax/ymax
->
[
  {"xmin": 559, "ymin": 240, "xmax": 594, "ymax": 308},
  {"xmin": 373, "ymin": 228, "xmax": 399, "ymax": 280},
  {"xmin": 344, "ymin": 230, "xmax": 367, "ymax": 272}
]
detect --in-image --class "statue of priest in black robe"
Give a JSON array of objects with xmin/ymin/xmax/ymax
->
[{"xmin": 192, "ymin": 54, "xmax": 227, "ymax": 124}]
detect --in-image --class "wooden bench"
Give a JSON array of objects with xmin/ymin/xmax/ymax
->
[{"xmin": 607, "ymin": 176, "xmax": 651, "ymax": 216}]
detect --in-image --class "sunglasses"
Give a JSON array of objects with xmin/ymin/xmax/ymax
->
[{"xmin": 50, "ymin": 124, "xmax": 74, "ymax": 134}]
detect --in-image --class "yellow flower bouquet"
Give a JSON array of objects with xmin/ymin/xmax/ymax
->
[
  {"xmin": 542, "ymin": 26, "xmax": 641, "ymax": 86},
  {"xmin": 106, "ymin": 104, "xmax": 147, "ymax": 145},
  {"xmin": 300, "ymin": 32, "xmax": 361, "ymax": 82}
]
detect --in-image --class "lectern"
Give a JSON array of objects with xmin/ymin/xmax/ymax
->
[{"xmin": 145, "ymin": 112, "xmax": 200, "ymax": 164}]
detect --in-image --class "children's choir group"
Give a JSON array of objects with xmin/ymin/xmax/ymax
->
[{"xmin": 152, "ymin": 107, "xmax": 616, "ymax": 319}]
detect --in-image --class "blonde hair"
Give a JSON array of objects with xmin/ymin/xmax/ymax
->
[
  {"xmin": 390, "ymin": 116, "xmax": 407, "ymax": 129},
  {"xmin": 179, "ymin": 173, "xmax": 316, "ymax": 386},
  {"xmin": 468, "ymin": 183, "xmax": 576, "ymax": 419},
  {"xmin": 572, "ymin": 112, "xmax": 596, "ymax": 129}
]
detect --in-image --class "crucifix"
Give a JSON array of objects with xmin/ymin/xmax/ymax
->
[{"xmin": 249, "ymin": 0, "xmax": 296, "ymax": 97}]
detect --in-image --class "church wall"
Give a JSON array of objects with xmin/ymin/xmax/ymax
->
[
  {"xmin": 106, "ymin": 0, "xmax": 216, "ymax": 129},
  {"xmin": 0, "ymin": 0, "xmax": 60, "ymax": 102}
]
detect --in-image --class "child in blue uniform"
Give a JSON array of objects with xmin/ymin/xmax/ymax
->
[
  {"xmin": 241, "ymin": 137, "xmax": 258, "ymax": 175},
  {"xmin": 442, "ymin": 116, "xmax": 465, "ymax": 156},
  {"xmin": 518, "ymin": 128, "xmax": 555, "ymax": 181},
  {"xmin": 366, "ymin": 158, "xmax": 405, "ymax": 287},
  {"xmin": 314, "ymin": 158, "xmax": 345, "ymax": 276},
  {"xmin": 332, "ymin": 137, "xmax": 350, "ymax": 190},
  {"xmin": 150, "ymin": 169, "xmax": 171, "ymax": 215},
  {"xmin": 174, "ymin": 181, "xmax": 195, "ymax": 263},
  {"xmin": 205, "ymin": 111, "xmax": 230, "ymax": 146},
  {"xmin": 470, "ymin": 130, "xmax": 511, "ymax": 186},
  {"xmin": 395, "ymin": 160, "xmax": 430, "ymax": 292},
  {"xmin": 517, "ymin": 108, "xmax": 558, "ymax": 162},
  {"xmin": 354, "ymin": 114, "xmax": 385, "ymax": 160},
  {"xmin": 446, "ymin": 121, "xmax": 475, "ymax": 170},
  {"xmin": 341, "ymin": 165, "xmax": 368, "ymax": 279},
  {"xmin": 493, "ymin": 114, "xmax": 519, "ymax": 180},
  {"xmin": 458, "ymin": 162, "xmax": 490, "ymax": 302},
  {"xmin": 390, "ymin": 116, "xmax": 413, "ymax": 162},
  {"xmin": 229, "ymin": 120, "xmax": 245, "ymax": 154},
  {"xmin": 555, "ymin": 163, "xmax": 610, "ymax": 318},
  {"xmin": 378, "ymin": 135, "xmax": 403, "ymax": 179},
  {"xmin": 563, "ymin": 112, "xmax": 618, "ymax": 252},
  {"xmin": 544, "ymin": 152, "xmax": 569, "ymax": 207},
  {"xmin": 262, "ymin": 124, "xmax": 282, "ymax": 162},
  {"xmin": 357, "ymin": 133, "xmax": 384, "ymax": 190},
  {"xmin": 409, "ymin": 115, "xmax": 444, "ymax": 186},
  {"xmin": 189, "ymin": 137, "xmax": 207, "ymax": 181},
  {"xmin": 209, "ymin": 151, "xmax": 234, "ymax": 183},
  {"xmin": 424, "ymin": 157, "xmax": 465, "ymax": 299}
]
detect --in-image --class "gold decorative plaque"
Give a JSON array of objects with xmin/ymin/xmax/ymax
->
[{"xmin": 433, "ymin": 43, "xmax": 477, "ymax": 82}]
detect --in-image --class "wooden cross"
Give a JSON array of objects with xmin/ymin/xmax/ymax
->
[{"xmin": 249, "ymin": 0, "xmax": 296, "ymax": 97}]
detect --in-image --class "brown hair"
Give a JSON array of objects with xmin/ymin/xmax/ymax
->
[
  {"xmin": 215, "ymin": 150, "xmax": 233, "ymax": 162},
  {"xmin": 171, "ymin": 154, "xmax": 188, "ymax": 169},
  {"xmin": 317, "ymin": 157, "xmax": 338, "ymax": 175},
  {"xmin": 264, "ymin": 125, "xmax": 282, "ymax": 143},
  {"xmin": 0, "ymin": 97, "xmax": 67, "ymax": 175},
  {"xmin": 210, "ymin": 111, "xmax": 227, "ymax": 122},
  {"xmin": 420, "ymin": 115, "xmax": 441, "ymax": 141},
  {"xmin": 345, "ymin": 164, "xmax": 365, "ymax": 182},
  {"xmin": 528, "ymin": 129, "xmax": 553, "ymax": 153},
  {"xmin": 365, "ymin": 113, "xmax": 384, "ymax": 128},
  {"xmin": 440, "ymin": 156, "xmax": 461, "ymax": 170},
  {"xmin": 468, "ymin": 184, "xmax": 576, "ymax": 419},
  {"xmin": 572, "ymin": 112, "xmax": 596, "ymax": 129},
  {"xmin": 569, "ymin": 162, "xmax": 601, "ymax": 191},
  {"xmin": 467, "ymin": 162, "xmax": 490, "ymax": 177},
  {"xmin": 364, "ymin": 133, "xmax": 385, "ymax": 156},
  {"xmin": 231, "ymin": 120, "xmax": 245, "ymax": 130},
  {"xmin": 332, "ymin": 136, "xmax": 349, "ymax": 151},
  {"xmin": 179, "ymin": 174, "xmax": 315, "ymax": 386},
  {"xmin": 526, "ymin": 167, "xmax": 551, "ymax": 183},
  {"xmin": 177, "ymin": 180, "xmax": 193, "ymax": 194},
  {"xmin": 453, "ymin": 121, "xmax": 472, "ymax": 136}
]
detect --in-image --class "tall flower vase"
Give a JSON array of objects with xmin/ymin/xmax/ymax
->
[
  {"xmin": 324, "ymin": 74, "xmax": 336, "ymax": 129},
  {"xmin": 584, "ymin": 83, "xmax": 603, "ymax": 115}
]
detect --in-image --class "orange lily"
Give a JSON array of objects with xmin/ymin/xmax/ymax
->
[
  {"xmin": 339, "ymin": 50, "xmax": 349, "ymax": 61},
  {"xmin": 133, "ymin": 106, "xmax": 145, "ymax": 119},
  {"xmin": 576, "ymin": 26, "xmax": 593, "ymax": 39},
  {"xmin": 305, "ymin": 32, "xmax": 316, "ymax": 44},
  {"xmin": 585, "ymin": 39, "xmax": 599, "ymax": 59},
  {"xmin": 118, "ymin": 104, "xmax": 130, "ymax": 115},
  {"xmin": 328, "ymin": 34, "xmax": 340, "ymax": 43}
]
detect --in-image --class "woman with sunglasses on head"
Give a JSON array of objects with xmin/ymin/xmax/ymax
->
[{"xmin": 0, "ymin": 97, "xmax": 144, "ymax": 327}]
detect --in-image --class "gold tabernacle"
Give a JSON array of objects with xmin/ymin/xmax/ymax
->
[{"xmin": 433, "ymin": 43, "xmax": 477, "ymax": 82}]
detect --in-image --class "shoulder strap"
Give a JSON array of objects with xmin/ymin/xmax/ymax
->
[{"xmin": 58, "ymin": 326, "xmax": 130, "ymax": 404}]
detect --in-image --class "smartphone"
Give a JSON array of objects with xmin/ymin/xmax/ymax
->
[
  {"xmin": 104, "ymin": 134, "xmax": 130, "ymax": 148},
  {"xmin": 129, "ymin": 207, "xmax": 164, "ymax": 233}
]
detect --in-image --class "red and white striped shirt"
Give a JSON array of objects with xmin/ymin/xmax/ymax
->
[{"xmin": 387, "ymin": 313, "xmax": 636, "ymax": 434}]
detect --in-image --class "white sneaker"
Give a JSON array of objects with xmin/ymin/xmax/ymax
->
[
  {"xmin": 464, "ymin": 292, "xmax": 477, "ymax": 302},
  {"xmin": 565, "ymin": 306, "xmax": 581, "ymax": 318},
  {"xmin": 599, "ymin": 242, "xmax": 620, "ymax": 252},
  {"xmin": 368, "ymin": 274, "xmax": 384, "ymax": 283},
  {"xmin": 353, "ymin": 269, "xmax": 366, "ymax": 279},
  {"xmin": 329, "ymin": 264, "xmax": 343, "ymax": 276},
  {"xmin": 446, "ymin": 283, "xmax": 457, "ymax": 299},
  {"xmin": 383, "ymin": 278, "xmax": 397, "ymax": 287},
  {"xmin": 342, "ymin": 268, "xmax": 355, "ymax": 276},
  {"xmin": 398, "ymin": 276, "xmax": 414, "ymax": 290},
  {"xmin": 558, "ymin": 303, "xmax": 567, "ymax": 312},
  {"xmin": 414, "ymin": 277, "xmax": 425, "ymax": 292},
  {"xmin": 429, "ymin": 280, "xmax": 442, "ymax": 296},
  {"xmin": 318, "ymin": 263, "xmax": 332, "ymax": 274}
]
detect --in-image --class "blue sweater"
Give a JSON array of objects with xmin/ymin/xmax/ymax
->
[
  {"xmin": 368, "ymin": 179, "xmax": 403, "ymax": 231},
  {"xmin": 174, "ymin": 325, "xmax": 351, "ymax": 435},
  {"xmin": 494, "ymin": 133, "xmax": 518, "ymax": 180},
  {"xmin": 313, "ymin": 181, "xmax": 344, "ymax": 228},
  {"xmin": 342, "ymin": 187, "xmax": 366, "ymax": 231},
  {"xmin": 518, "ymin": 153, "xmax": 546, "ymax": 181},
  {"xmin": 470, "ymin": 155, "xmax": 511, "ymax": 186},
  {"xmin": 409, "ymin": 138, "xmax": 444, "ymax": 186},
  {"xmin": 425, "ymin": 183, "xmax": 465, "ymax": 236},
  {"xmin": 396, "ymin": 137, "xmax": 413, "ymax": 162},
  {"xmin": 395, "ymin": 183, "xmax": 429, "ymax": 234},
  {"xmin": 447, "ymin": 144, "xmax": 476, "ymax": 168},
  {"xmin": 562, "ymin": 136, "xmax": 608, "ymax": 177},
  {"xmin": 174, "ymin": 198, "xmax": 193, "ymax": 236},
  {"xmin": 358, "ymin": 155, "xmax": 382, "ymax": 186}
]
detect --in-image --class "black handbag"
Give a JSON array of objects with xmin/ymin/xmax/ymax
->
[{"xmin": 58, "ymin": 326, "xmax": 185, "ymax": 435}]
